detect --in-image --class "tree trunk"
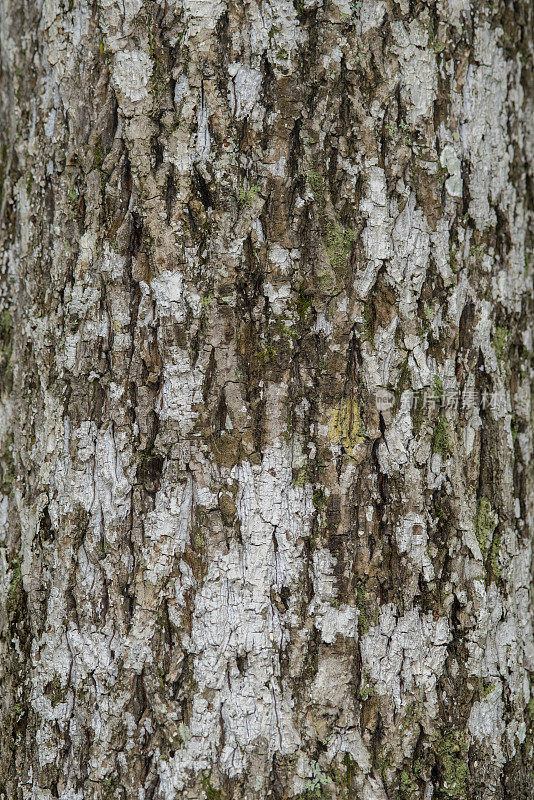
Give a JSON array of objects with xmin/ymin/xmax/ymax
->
[{"xmin": 0, "ymin": 1, "xmax": 533, "ymax": 798}]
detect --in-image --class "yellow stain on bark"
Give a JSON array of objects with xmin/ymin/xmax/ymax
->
[{"xmin": 328, "ymin": 399, "xmax": 364, "ymax": 456}]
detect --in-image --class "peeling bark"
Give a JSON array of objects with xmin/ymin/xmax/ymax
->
[{"xmin": 0, "ymin": 1, "xmax": 533, "ymax": 798}]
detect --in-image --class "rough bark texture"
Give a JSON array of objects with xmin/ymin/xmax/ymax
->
[{"xmin": 0, "ymin": 1, "xmax": 533, "ymax": 798}]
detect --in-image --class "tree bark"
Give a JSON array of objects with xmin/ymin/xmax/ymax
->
[{"xmin": 0, "ymin": 1, "xmax": 533, "ymax": 798}]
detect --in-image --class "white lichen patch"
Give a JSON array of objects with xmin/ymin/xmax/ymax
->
[
  {"xmin": 360, "ymin": 165, "xmax": 392, "ymax": 262},
  {"xmin": 437, "ymin": 0, "xmax": 471, "ymax": 28},
  {"xmin": 180, "ymin": 0, "xmax": 227, "ymax": 40},
  {"xmin": 458, "ymin": 25, "xmax": 512, "ymax": 229},
  {"xmin": 158, "ymin": 444, "xmax": 313, "ymax": 793},
  {"xmin": 311, "ymin": 653, "xmax": 354, "ymax": 710},
  {"xmin": 151, "ymin": 271, "xmax": 187, "ymax": 319},
  {"xmin": 358, "ymin": 0, "xmax": 387, "ymax": 34},
  {"xmin": 112, "ymin": 49, "xmax": 152, "ymax": 113},
  {"xmin": 360, "ymin": 604, "xmax": 450, "ymax": 712},
  {"xmin": 262, "ymin": 0, "xmax": 303, "ymax": 72},
  {"xmin": 377, "ymin": 392, "xmax": 414, "ymax": 475},
  {"xmin": 57, "ymin": 421, "xmax": 132, "ymax": 532},
  {"xmin": 465, "ymin": 543, "xmax": 534, "ymax": 754},
  {"xmin": 158, "ymin": 354, "xmax": 204, "ymax": 431},
  {"xmin": 388, "ymin": 192, "xmax": 431, "ymax": 321},
  {"xmin": 396, "ymin": 513, "xmax": 434, "ymax": 581},
  {"xmin": 391, "ymin": 19, "xmax": 438, "ymax": 125},
  {"xmin": 468, "ymin": 686, "xmax": 506, "ymax": 763},
  {"xmin": 325, "ymin": 729, "xmax": 371, "ymax": 774},
  {"xmin": 140, "ymin": 473, "xmax": 193, "ymax": 587},
  {"xmin": 227, "ymin": 63, "xmax": 263, "ymax": 120},
  {"xmin": 315, "ymin": 605, "xmax": 359, "ymax": 644},
  {"xmin": 310, "ymin": 548, "xmax": 359, "ymax": 643},
  {"xmin": 440, "ymin": 144, "xmax": 463, "ymax": 197}
]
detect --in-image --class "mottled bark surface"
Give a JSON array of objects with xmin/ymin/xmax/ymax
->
[{"xmin": 0, "ymin": 0, "xmax": 533, "ymax": 798}]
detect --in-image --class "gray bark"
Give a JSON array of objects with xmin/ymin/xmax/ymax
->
[{"xmin": 0, "ymin": 1, "xmax": 533, "ymax": 798}]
